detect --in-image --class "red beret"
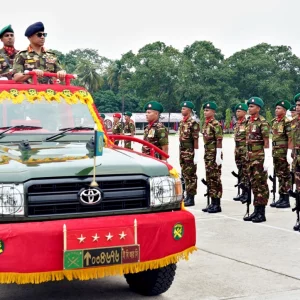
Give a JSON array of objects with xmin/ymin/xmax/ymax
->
[{"xmin": 113, "ymin": 113, "xmax": 121, "ymax": 118}]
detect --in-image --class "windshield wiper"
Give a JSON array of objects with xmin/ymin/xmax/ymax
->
[
  {"xmin": 45, "ymin": 126, "xmax": 94, "ymax": 142},
  {"xmin": 0, "ymin": 125, "xmax": 43, "ymax": 137}
]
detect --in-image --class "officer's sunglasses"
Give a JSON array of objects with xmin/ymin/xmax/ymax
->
[{"xmin": 36, "ymin": 32, "xmax": 47, "ymax": 38}]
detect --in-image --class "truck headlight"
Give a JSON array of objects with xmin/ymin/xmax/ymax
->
[
  {"xmin": 149, "ymin": 176, "xmax": 182, "ymax": 207},
  {"xmin": 0, "ymin": 184, "xmax": 24, "ymax": 216}
]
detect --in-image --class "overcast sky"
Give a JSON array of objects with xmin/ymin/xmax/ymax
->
[{"xmin": 2, "ymin": 0, "xmax": 300, "ymax": 59}]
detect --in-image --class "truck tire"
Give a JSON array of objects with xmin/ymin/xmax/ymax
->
[{"xmin": 124, "ymin": 263, "xmax": 177, "ymax": 296}]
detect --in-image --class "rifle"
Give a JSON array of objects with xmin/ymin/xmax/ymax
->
[
  {"xmin": 181, "ymin": 176, "xmax": 186, "ymax": 200},
  {"xmin": 289, "ymin": 190, "xmax": 300, "ymax": 231},
  {"xmin": 291, "ymin": 171, "xmax": 295, "ymax": 191},
  {"xmin": 231, "ymin": 170, "xmax": 241, "ymax": 197},
  {"xmin": 201, "ymin": 178, "xmax": 210, "ymax": 209},
  {"xmin": 239, "ymin": 182, "xmax": 252, "ymax": 218},
  {"xmin": 268, "ymin": 170, "xmax": 276, "ymax": 204}
]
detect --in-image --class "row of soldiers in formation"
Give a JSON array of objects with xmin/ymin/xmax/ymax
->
[
  {"xmin": 0, "ymin": 23, "xmax": 66, "ymax": 82},
  {"xmin": 133, "ymin": 96, "xmax": 300, "ymax": 228}
]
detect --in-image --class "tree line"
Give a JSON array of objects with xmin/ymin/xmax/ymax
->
[{"xmin": 51, "ymin": 41, "xmax": 300, "ymax": 120}]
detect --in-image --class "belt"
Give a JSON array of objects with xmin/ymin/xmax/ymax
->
[
  {"xmin": 235, "ymin": 141, "xmax": 246, "ymax": 147},
  {"xmin": 180, "ymin": 142, "xmax": 193, "ymax": 148},
  {"xmin": 272, "ymin": 141, "xmax": 288, "ymax": 147},
  {"xmin": 204, "ymin": 144, "xmax": 216, "ymax": 149},
  {"xmin": 247, "ymin": 144, "xmax": 264, "ymax": 152}
]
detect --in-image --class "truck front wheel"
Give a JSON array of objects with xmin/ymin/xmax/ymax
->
[{"xmin": 124, "ymin": 263, "xmax": 177, "ymax": 296}]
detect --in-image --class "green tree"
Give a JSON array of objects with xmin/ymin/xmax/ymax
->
[
  {"xmin": 225, "ymin": 108, "xmax": 232, "ymax": 131},
  {"xmin": 265, "ymin": 108, "xmax": 273, "ymax": 124},
  {"xmin": 199, "ymin": 107, "xmax": 204, "ymax": 129}
]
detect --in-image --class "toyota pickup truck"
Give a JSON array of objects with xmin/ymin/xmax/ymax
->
[{"xmin": 0, "ymin": 72, "xmax": 196, "ymax": 296}]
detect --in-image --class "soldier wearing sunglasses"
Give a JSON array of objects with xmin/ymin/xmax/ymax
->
[
  {"xmin": 0, "ymin": 24, "xmax": 18, "ymax": 79},
  {"xmin": 13, "ymin": 22, "xmax": 66, "ymax": 84}
]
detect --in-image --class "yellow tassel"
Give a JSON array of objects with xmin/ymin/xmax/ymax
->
[
  {"xmin": 0, "ymin": 246, "xmax": 197, "ymax": 284},
  {"xmin": 169, "ymin": 168, "xmax": 179, "ymax": 179}
]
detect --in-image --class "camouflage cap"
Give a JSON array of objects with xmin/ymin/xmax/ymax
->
[
  {"xmin": 100, "ymin": 113, "xmax": 105, "ymax": 119},
  {"xmin": 235, "ymin": 103, "xmax": 248, "ymax": 112},
  {"xmin": 247, "ymin": 97, "xmax": 264, "ymax": 108},
  {"xmin": 202, "ymin": 101, "xmax": 217, "ymax": 111},
  {"xmin": 144, "ymin": 101, "xmax": 164, "ymax": 113},
  {"xmin": 113, "ymin": 113, "xmax": 121, "ymax": 118},
  {"xmin": 180, "ymin": 101, "xmax": 195, "ymax": 110},
  {"xmin": 124, "ymin": 111, "xmax": 132, "ymax": 117},
  {"xmin": 275, "ymin": 100, "xmax": 290, "ymax": 110},
  {"xmin": 293, "ymin": 93, "xmax": 300, "ymax": 103},
  {"xmin": 290, "ymin": 105, "xmax": 296, "ymax": 112},
  {"xmin": 0, "ymin": 24, "xmax": 13, "ymax": 38},
  {"xmin": 25, "ymin": 22, "xmax": 44, "ymax": 37}
]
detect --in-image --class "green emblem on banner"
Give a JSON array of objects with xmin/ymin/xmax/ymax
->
[
  {"xmin": 173, "ymin": 223, "xmax": 184, "ymax": 240},
  {"xmin": 64, "ymin": 250, "xmax": 83, "ymax": 269},
  {"xmin": 46, "ymin": 89, "xmax": 56, "ymax": 96},
  {"xmin": 0, "ymin": 240, "xmax": 4, "ymax": 254},
  {"xmin": 78, "ymin": 90, "xmax": 88, "ymax": 97},
  {"xmin": 62, "ymin": 89, "xmax": 72, "ymax": 97},
  {"xmin": 9, "ymin": 89, "xmax": 18, "ymax": 97},
  {"xmin": 28, "ymin": 89, "xmax": 37, "ymax": 96}
]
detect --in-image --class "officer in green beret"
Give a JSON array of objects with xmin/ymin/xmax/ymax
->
[
  {"xmin": 100, "ymin": 113, "xmax": 106, "ymax": 119},
  {"xmin": 243, "ymin": 97, "xmax": 270, "ymax": 222},
  {"xmin": 123, "ymin": 111, "xmax": 135, "ymax": 149},
  {"xmin": 233, "ymin": 103, "xmax": 249, "ymax": 202},
  {"xmin": 270, "ymin": 100, "xmax": 292, "ymax": 208},
  {"xmin": 290, "ymin": 105, "xmax": 297, "ymax": 119},
  {"xmin": 0, "ymin": 25, "xmax": 18, "ymax": 79},
  {"xmin": 179, "ymin": 101, "xmax": 200, "ymax": 206},
  {"xmin": 201, "ymin": 101, "xmax": 223, "ymax": 213},
  {"xmin": 13, "ymin": 22, "xmax": 66, "ymax": 84},
  {"xmin": 142, "ymin": 101, "xmax": 168, "ymax": 161},
  {"xmin": 290, "ymin": 94, "xmax": 300, "ymax": 230}
]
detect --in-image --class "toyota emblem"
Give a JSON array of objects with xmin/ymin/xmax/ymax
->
[{"xmin": 78, "ymin": 187, "xmax": 102, "ymax": 205}]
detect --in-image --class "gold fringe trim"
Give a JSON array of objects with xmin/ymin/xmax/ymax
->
[
  {"xmin": 0, "ymin": 246, "xmax": 197, "ymax": 285},
  {"xmin": 169, "ymin": 168, "xmax": 179, "ymax": 179}
]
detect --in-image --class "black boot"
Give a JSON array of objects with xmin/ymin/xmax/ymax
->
[
  {"xmin": 207, "ymin": 198, "xmax": 222, "ymax": 213},
  {"xmin": 184, "ymin": 194, "xmax": 195, "ymax": 207},
  {"xmin": 202, "ymin": 198, "xmax": 214, "ymax": 212},
  {"xmin": 240, "ymin": 191, "xmax": 249, "ymax": 204},
  {"xmin": 243, "ymin": 206, "xmax": 258, "ymax": 221},
  {"xmin": 233, "ymin": 194, "xmax": 243, "ymax": 201},
  {"xmin": 270, "ymin": 194, "xmax": 283, "ymax": 207},
  {"xmin": 293, "ymin": 223, "xmax": 300, "ymax": 231},
  {"xmin": 276, "ymin": 194, "xmax": 290, "ymax": 208},
  {"xmin": 252, "ymin": 206, "xmax": 266, "ymax": 223}
]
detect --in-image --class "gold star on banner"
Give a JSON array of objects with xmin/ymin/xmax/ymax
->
[
  {"xmin": 119, "ymin": 231, "xmax": 127, "ymax": 240},
  {"xmin": 77, "ymin": 234, "xmax": 86, "ymax": 243},
  {"xmin": 105, "ymin": 232, "xmax": 113, "ymax": 241},
  {"xmin": 92, "ymin": 233, "xmax": 100, "ymax": 242}
]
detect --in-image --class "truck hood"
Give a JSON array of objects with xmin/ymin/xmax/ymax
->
[{"xmin": 0, "ymin": 143, "xmax": 169, "ymax": 182}]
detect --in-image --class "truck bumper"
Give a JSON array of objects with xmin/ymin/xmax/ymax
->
[{"xmin": 0, "ymin": 210, "xmax": 196, "ymax": 284}]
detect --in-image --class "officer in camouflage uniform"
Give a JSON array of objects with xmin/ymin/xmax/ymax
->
[
  {"xmin": 0, "ymin": 25, "xmax": 18, "ymax": 79},
  {"xmin": 233, "ymin": 103, "xmax": 249, "ymax": 202},
  {"xmin": 270, "ymin": 100, "xmax": 292, "ymax": 208},
  {"xmin": 179, "ymin": 101, "xmax": 200, "ymax": 207},
  {"xmin": 243, "ymin": 97, "xmax": 270, "ymax": 223},
  {"xmin": 112, "ymin": 113, "xmax": 123, "ymax": 146},
  {"xmin": 13, "ymin": 22, "xmax": 66, "ymax": 84},
  {"xmin": 123, "ymin": 111, "xmax": 135, "ymax": 149},
  {"xmin": 290, "ymin": 105, "xmax": 297, "ymax": 119},
  {"xmin": 201, "ymin": 101, "xmax": 223, "ymax": 213},
  {"xmin": 142, "ymin": 101, "xmax": 168, "ymax": 161}
]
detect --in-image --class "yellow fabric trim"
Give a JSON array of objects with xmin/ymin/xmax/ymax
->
[
  {"xmin": 0, "ymin": 246, "xmax": 197, "ymax": 284},
  {"xmin": 169, "ymin": 168, "xmax": 179, "ymax": 179}
]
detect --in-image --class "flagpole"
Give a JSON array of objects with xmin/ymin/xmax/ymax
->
[{"xmin": 90, "ymin": 123, "xmax": 99, "ymax": 187}]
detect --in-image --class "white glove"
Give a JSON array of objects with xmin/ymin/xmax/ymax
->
[
  {"xmin": 216, "ymin": 148, "xmax": 223, "ymax": 166},
  {"xmin": 287, "ymin": 149, "xmax": 293, "ymax": 165},
  {"xmin": 193, "ymin": 149, "xmax": 200, "ymax": 164},
  {"xmin": 263, "ymin": 148, "xmax": 271, "ymax": 171}
]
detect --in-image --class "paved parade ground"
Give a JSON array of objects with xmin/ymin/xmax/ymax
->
[{"xmin": 2, "ymin": 136, "xmax": 300, "ymax": 300}]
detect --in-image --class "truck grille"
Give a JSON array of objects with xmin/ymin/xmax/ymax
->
[{"xmin": 25, "ymin": 175, "xmax": 149, "ymax": 216}]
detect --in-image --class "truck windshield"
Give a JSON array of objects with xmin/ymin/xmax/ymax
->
[{"xmin": 0, "ymin": 97, "xmax": 95, "ymax": 134}]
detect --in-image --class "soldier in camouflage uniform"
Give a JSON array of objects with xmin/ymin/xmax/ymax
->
[
  {"xmin": 201, "ymin": 101, "xmax": 223, "ymax": 213},
  {"xmin": 112, "ymin": 113, "xmax": 123, "ymax": 146},
  {"xmin": 233, "ymin": 103, "xmax": 249, "ymax": 202},
  {"xmin": 13, "ymin": 22, "xmax": 66, "ymax": 84},
  {"xmin": 243, "ymin": 97, "xmax": 270, "ymax": 223},
  {"xmin": 290, "ymin": 105, "xmax": 297, "ymax": 119},
  {"xmin": 0, "ymin": 25, "xmax": 18, "ymax": 79},
  {"xmin": 291, "ymin": 94, "xmax": 300, "ymax": 231},
  {"xmin": 270, "ymin": 100, "xmax": 292, "ymax": 208},
  {"xmin": 142, "ymin": 101, "xmax": 168, "ymax": 161},
  {"xmin": 179, "ymin": 101, "xmax": 200, "ymax": 207},
  {"xmin": 123, "ymin": 111, "xmax": 135, "ymax": 149}
]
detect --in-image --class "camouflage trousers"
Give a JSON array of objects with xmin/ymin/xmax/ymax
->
[
  {"xmin": 204, "ymin": 153, "xmax": 222, "ymax": 198},
  {"xmin": 234, "ymin": 147, "xmax": 248, "ymax": 188},
  {"xmin": 273, "ymin": 156, "xmax": 291, "ymax": 194},
  {"xmin": 124, "ymin": 141, "xmax": 132, "ymax": 149},
  {"xmin": 180, "ymin": 147, "xmax": 197, "ymax": 195},
  {"xmin": 248, "ymin": 159, "xmax": 269, "ymax": 206}
]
